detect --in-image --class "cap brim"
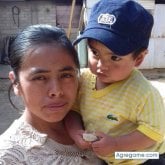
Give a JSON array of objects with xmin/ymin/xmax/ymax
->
[{"xmin": 73, "ymin": 28, "xmax": 137, "ymax": 56}]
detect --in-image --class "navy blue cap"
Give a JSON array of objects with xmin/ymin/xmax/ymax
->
[{"xmin": 74, "ymin": 0, "xmax": 154, "ymax": 56}]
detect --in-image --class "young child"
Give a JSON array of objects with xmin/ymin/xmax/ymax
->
[{"xmin": 65, "ymin": 0, "xmax": 165, "ymax": 164}]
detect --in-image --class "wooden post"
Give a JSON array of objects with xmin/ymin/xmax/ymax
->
[{"xmin": 67, "ymin": 0, "xmax": 76, "ymax": 39}]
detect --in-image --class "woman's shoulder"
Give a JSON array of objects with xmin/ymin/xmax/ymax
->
[
  {"xmin": 0, "ymin": 122, "xmax": 26, "ymax": 163},
  {"xmin": 0, "ymin": 117, "xmax": 47, "ymax": 150},
  {"xmin": 0, "ymin": 142, "xmax": 25, "ymax": 163}
]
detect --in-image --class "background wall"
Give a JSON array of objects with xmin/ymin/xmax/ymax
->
[
  {"xmin": 0, "ymin": 1, "xmax": 56, "ymax": 41},
  {"xmin": 0, "ymin": 0, "xmax": 82, "ymax": 64}
]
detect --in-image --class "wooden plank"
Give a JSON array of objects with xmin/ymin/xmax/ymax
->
[{"xmin": 67, "ymin": 0, "xmax": 76, "ymax": 38}]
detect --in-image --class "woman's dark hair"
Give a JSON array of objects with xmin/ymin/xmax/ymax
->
[
  {"xmin": 8, "ymin": 24, "xmax": 80, "ymax": 109},
  {"xmin": 9, "ymin": 24, "xmax": 80, "ymax": 79}
]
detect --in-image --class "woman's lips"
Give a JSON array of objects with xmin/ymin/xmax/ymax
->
[{"xmin": 44, "ymin": 102, "xmax": 67, "ymax": 111}]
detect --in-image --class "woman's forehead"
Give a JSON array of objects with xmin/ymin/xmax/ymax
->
[{"xmin": 22, "ymin": 45, "xmax": 73, "ymax": 63}]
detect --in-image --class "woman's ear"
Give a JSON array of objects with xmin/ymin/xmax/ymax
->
[
  {"xmin": 135, "ymin": 49, "xmax": 148, "ymax": 67},
  {"xmin": 8, "ymin": 71, "xmax": 21, "ymax": 96}
]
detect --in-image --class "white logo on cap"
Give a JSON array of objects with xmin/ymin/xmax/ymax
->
[{"xmin": 98, "ymin": 13, "xmax": 116, "ymax": 26}]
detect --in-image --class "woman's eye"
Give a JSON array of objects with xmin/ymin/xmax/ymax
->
[
  {"xmin": 111, "ymin": 55, "xmax": 122, "ymax": 61},
  {"xmin": 32, "ymin": 76, "xmax": 46, "ymax": 81},
  {"xmin": 60, "ymin": 73, "xmax": 74, "ymax": 79}
]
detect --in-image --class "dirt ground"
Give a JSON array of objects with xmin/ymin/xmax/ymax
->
[{"xmin": 0, "ymin": 65, "xmax": 165, "ymax": 134}]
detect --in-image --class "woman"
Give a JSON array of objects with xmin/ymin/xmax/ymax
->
[{"xmin": 0, "ymin": 24, "xmax": 103, "ymax": 165}]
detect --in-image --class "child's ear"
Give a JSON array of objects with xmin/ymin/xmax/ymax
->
[
  {"xmin": 8, "ymin": 71, "xmax": 21, "ymax": 96},
  {"xmin": 135, "ymin": 49, "xmax": 148, "ymax": 67}
]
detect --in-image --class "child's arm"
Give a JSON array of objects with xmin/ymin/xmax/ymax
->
[
  {"xmin": 64, "ymin": 110, "xmax": 91, "ymax": 149},
  {"xmin": 92, "ymin": 130, "xmax": 156, "ymax": 157}
]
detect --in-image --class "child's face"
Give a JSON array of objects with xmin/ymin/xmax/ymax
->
[
  {"xmin": 10, "ymin": 44, "xmax": 79, "ymax": 124},
  {"xmin": 88, "ymin": 40, "xmax": 143, "ymax": 84}
]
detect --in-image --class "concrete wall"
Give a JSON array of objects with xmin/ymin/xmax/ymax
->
[
  {"xmin": 0, "ymin": 1, "xmax": 56, "ymax": 40},
  {"xmin": 0, "ymin": 0, "xmax": 81, "ymax": 51}
]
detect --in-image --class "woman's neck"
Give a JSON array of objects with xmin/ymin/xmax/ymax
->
[{"xmin": 22, "ymin": 111, "xmax": 74, "ymax": 145}]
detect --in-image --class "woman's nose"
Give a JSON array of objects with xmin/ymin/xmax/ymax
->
[{"xmin": 48, "ymin": 80, "xmax": 64, "ymax": 98}]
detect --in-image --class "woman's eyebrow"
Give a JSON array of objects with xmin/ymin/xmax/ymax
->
[
  {"xmin": 29, "ymin": 68, "xmax": 50, "ymax": 75},
  {"xmin": 59, "ymin": 66, "xmax": 77, "ymax": 72},
  {"xmin": 29, "ymin": 66, "xmax": 77, "ymax": 75}
]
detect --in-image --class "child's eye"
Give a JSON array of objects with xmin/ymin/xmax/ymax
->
[
  {"xmin": 89, "ymin": 48, "xmax": 99, "ymax": 57},
  {"xmin": 92, "ymin": 50, "xmax": 99, "ymax": 57},
  {"xmin": 111, "ymin": 55, "xmax": 122, "ymax": 61}
]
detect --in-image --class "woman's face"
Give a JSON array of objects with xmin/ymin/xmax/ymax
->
[{"xmin": 11, "ymin": 45, "xmax": 79, "ymax": 124}]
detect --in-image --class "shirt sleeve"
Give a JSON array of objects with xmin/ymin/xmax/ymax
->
[{"xmin": 136, "ymin": 87, "xmax": 165, "ymax": 142}]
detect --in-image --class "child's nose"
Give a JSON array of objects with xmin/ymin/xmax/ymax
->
[{"xmin": 97, "ymin": 59, "xmax": 109, "ymax": 71}]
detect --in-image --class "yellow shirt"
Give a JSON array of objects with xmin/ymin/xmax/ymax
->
[{"xmin": 73, "ymin": 68, "xmax": 165, "ymax": 165}]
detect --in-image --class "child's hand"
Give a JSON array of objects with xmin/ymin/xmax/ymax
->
[
  {"xmin": 73, "ymin": 130, "xmax": 92, "ymax": 150},
  {"xmin": 91, "ymin": 132, "xmax": 117, "ymax": 157}
]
